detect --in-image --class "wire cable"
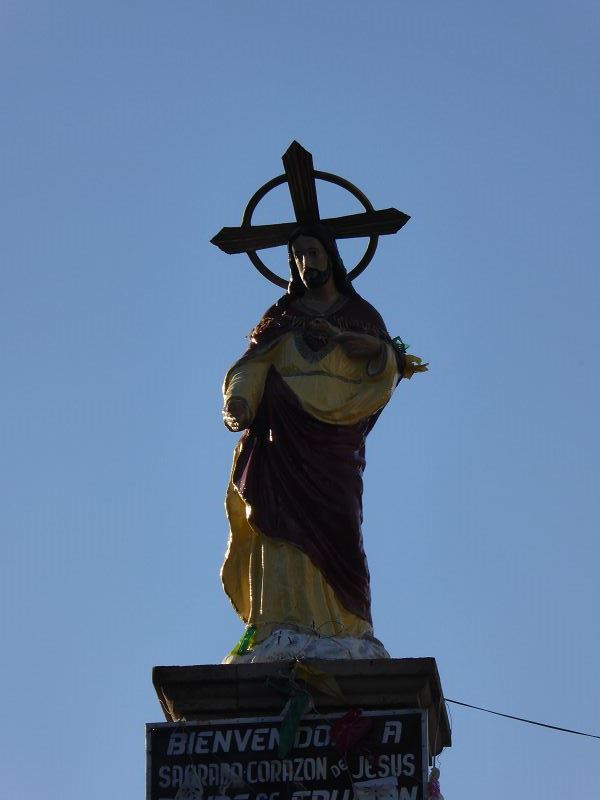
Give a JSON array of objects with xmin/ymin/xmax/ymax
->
[{"xmin": 445, "ymin": 698, "xmax": 600, "ymax": 740}]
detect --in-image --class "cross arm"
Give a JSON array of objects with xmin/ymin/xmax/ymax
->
[
  {"xmin": 325, "ymin": 207, "xmax": 410, "ymax": 240},
  {"xmin": 210, "ymin": 208, "xmax": 410, "ymax": 255},
  {"xmin": 210, "ymin": 222, "xmax": 298, "ymax": 254}
]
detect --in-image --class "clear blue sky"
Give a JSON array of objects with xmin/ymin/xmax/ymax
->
[{"xmin": 1, "ymin": 1, "xmax": 599, "ymax": 797}]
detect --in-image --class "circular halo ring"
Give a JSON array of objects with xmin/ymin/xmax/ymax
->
[{"xmin": 241, "ymin": 170, "xmax": 379, "ymax": 288}]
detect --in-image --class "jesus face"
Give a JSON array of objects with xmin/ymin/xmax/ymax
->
[{"xmin": 291, "ymin": 235, "xmax": 332, "ymax": 290}]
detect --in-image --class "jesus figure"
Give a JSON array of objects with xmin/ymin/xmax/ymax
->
[{"xmin": 221, "ymin": 222, "xmax": 425, "ymax": 663}]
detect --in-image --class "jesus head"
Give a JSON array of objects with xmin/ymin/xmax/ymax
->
[{"xmin": 286, "ymin": 223, "xmax": 354, "ymax": 296}]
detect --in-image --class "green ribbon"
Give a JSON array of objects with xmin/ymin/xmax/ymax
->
[
  {"xmin": 230, "ymin": 625, "xmax": 257, "ymax": 656},
  {"xmin": 278, "ymin": 690, "xmax": 312, "ymax": 758},
  {"xmin": 392, "ymin": 336, "xmax": 409, "ymax": 353}
]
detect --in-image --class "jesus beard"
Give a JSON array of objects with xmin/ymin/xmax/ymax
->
[{"xmin": 304, "ymin": 264, "xmax": 332, "ymax": 289}]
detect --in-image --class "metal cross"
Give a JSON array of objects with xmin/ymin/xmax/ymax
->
[{"xmin": 210, "ymin": 141, "xmax": 410, "ymax": 288}]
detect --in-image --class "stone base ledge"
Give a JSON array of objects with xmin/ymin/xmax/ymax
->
[{"xmin": 152, "ymin": 657, "xmax": 451, "ymax": 757}]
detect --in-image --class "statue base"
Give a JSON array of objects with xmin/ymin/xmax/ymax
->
[
  {"xmin": 152, "ymin": 657, "xmax": 450, "ymax": 759},
  {"xmin": 223, "ymin": 627, "xmax": 390, "ymax": 663}
]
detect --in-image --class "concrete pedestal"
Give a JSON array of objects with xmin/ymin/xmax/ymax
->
[{"xmin": 152, "ymin": 658, "xmax": 450, "ymax": 758}]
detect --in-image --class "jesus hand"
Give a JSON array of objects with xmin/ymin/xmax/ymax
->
[
  {"xmin": 335, "ymin": 332, "xmax": 383, "ymax": 359},
  {"xmin": 223, "ymin": 397, "xmax": 251, "ymax": 432}
]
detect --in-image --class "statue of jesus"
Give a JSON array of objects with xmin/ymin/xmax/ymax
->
[{"xmin": 220, "ymin": 222, "xmax": 426, "ymax": 663}]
